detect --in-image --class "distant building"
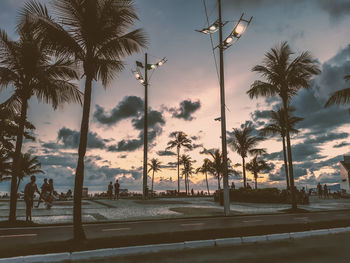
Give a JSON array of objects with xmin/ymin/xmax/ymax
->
[
  {"xmin": 339, "ymin": 156, "xmax": 350, "ymax": 193},
  {"xmin": 82, "ymin": 187, "xmax": 88, "ymax": 198}
]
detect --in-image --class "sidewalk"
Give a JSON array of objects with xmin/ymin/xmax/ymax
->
[{"xmin": 1, "ymin": 196, "xmax": 349, "ymax": 224}]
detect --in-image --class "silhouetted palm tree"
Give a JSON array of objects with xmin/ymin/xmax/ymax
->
[
  {"xmin": 0, "ymin": 19, "xmax": 82, "ymax": 223},
  {"xmin": 148, "ymin": 158, "xmax": 161, "ymax": 194},
  {"xmin": 228, "ymin": 125, "xmax": 266, "ymax": 188},
  {"xmin": 325, "ymin": 75, "xmax": 350, "ymax": 107},
  {"xmin": 0, "ymin": 150, "xmax": 11, "ymax": 182},
  {"xmin": 247, "ymin": 41, "xmax": 320, "ymax": 210},
  {"xmin": 23, "ymin": 0, "xmax": 147, "ymax": 239},
  {"xmin": 181, "ymin": 157, "xmax": 194, "ymax": 194},
  {"xmin": 166, "ymin": 131, "xmax": 192, "ymax": 193},
  {"xmin": 259, "ymin": 107, "xmax": 303, "ymax": 189},
  {"xmin": 16, "ymin": 153, "xmax": 44, "ymax": 192},
  {"xmin": 246, "ymin": 156, "xmax": 269, "ymax": 189},
  {"xmin": 196, "ymin": 158, "xmax": 212, "ymax": 195},
  {"xmin": 179, "ymin": 154, "xmax": 192, "ymax": 194}
]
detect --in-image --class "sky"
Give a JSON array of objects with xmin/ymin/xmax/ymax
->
[{"xmin": 1, "ymin": 0, "xmax": 350, "ymax": 194}]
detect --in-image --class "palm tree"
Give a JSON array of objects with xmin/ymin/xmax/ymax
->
[
  {"xmin": 259, "ymin": 107, "xmax": 303, "ymax": 189},
  {"xmin": 0, "ymin": 149, "xmax": 11, "ymax": 182},
  {"xmin": 246, "ymin": 156, "xmax": 269, "ymax": 189},
  {"xmin": 247, "ymin": 41, "xmax": 320, "ymax": 210},
  {"xmin": 325, "ymin": 75, "xmax": 350, "ymax": 106},
  {"xmin": 196, "ymin": 158, "xmax": 212, "ymax": 195},
  {"xmin": 179, "ymin": 154, "xmax": 192, "ymax": 194},
  {"xmin": 166, "ymin": 131, "xmax": 192, "ymax": 193},
  {"xmin": 0, "ymin": 19, "xmax": 82, "ymax": 223},
  {"xmin": 148, "ymin": 158, "xmax": 161, "ymax": 195},
  {"xmin": 16, "ymin": 153, "xmax": 44, "ymax": 192},
  {"xmin": 23, "ymin": 0, "xmax": 147, "ymax": 239},
  {"xmin": 228, "ymin": 125, "xmax": 266, "ymax": 188},
  {"xmin": 181, "ymin": 158, "xmax": 194, "ymax": 195}
]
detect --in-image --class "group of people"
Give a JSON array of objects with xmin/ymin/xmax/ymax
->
[
  {"xmin": 24, "ymin": 176, "xmax": 55, "ymax": 222},
  {"xmin": 317, "ymin": 183, "xmax": 331, "ymax": 199},
  {"xmin": 107, "ymin": 180, "xmax": 120, "ymax": 200}
]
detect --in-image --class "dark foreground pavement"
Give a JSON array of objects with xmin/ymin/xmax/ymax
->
[
  {"xmin": 1, "ymin": 209, "xmax": 350, "ymax": 258},
  {"xmin": 78, "ymin": 232, "xmax": 350, "ymax": 263}
]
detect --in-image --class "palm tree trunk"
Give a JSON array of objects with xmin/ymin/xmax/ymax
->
[
  {"xmin": 217, "ymin": 174, "xmax": 221, "ymax": 190},
  {"xmin": 283, "ymin": 99, "xmax": 297, "ymax": 210},
  {"xmin": 205, "ymin": 172, "xmax": 210, "ymax": 195},
  {"xmin": 73, "ymin": 74, "xmax": 93, "ymax": 241},
  {"xmin": 151, "ymin": 170, "xmax": 154, "ymax": 194},
  {"xmin": 254, "ymin": 173, "xmax": 258, "ymax": 189},
  {"xmin": 242, "ymin": 157, "xmax": 247, "ymax": 188},
  {"xmin": 9, "ymin": 97, "xmax": 28, "ymax": 223},
  {"xmin": 177, "ymin": 147, "xmax": 180, "ymax": 194},
  {"xmin": 282, "ymin": 136, "xmax": 290, "ymax": 189}
]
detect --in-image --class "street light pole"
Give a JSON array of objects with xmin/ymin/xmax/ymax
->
[
  {"xmin": 133, "ymin": 54, "xmax": 166, "ymax": 200},
  {"xmin": 143, "ymin": 53, "xmax": 149, "ymax": 200},
  {"xmin": 218, "ymin": 0, "xmax": 230, "ymax": 216}
]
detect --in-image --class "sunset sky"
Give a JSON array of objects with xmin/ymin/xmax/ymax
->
[{"xmin": 1, "ymin": 0, "xmax": 350, "ymax": 194}]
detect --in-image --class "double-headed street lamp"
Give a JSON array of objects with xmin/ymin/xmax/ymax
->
[
  {"xmin": 133, "ymin": 53, "xmax": 167, "ymax": 199},
  {"xmin": 197, "ymin": 0, "xmax": 252, "ymax": 216}
]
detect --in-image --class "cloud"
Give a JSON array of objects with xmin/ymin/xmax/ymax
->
[
  {"xmin": 199, "ymin": 148, "xmax": 216, "ymax": 155},
  {"xmin": 93, "ymin": 96, "xmax": 144, "ymax": 125},
  {"xmin": 169, "ymin": 99, "xmax": 201, "ymax": 121},
  {"xmin": 131, "ymin": 110, "xmax": 165, "ymax": 130},
  {"xmin": 57, "ymin": 127, "xmax": 107, "ymax": 149},
  {"xmin": 334, "ymin": 141, "xmax": 350, "ymax": 148},
  {"xmin": 157, "ymin": 150, "xmax": 177, "ymax": 156}
]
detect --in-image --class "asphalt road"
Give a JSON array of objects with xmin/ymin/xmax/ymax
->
[{"xmin": 0, "ymin": 210, "xmax": 350, "ymax": 248}]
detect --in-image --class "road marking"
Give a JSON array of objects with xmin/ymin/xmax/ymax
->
[
  {"xmin": 102, "ymin": 227, "xmax": 131, "ymax": 232},
  {"xmin": 0, "ymin": 233, "xmax": 37, "ymax": 238},
  {"xmin": 242, "ymin": 220, "xmax": 263, "ymax": 223},
  {"xmin": 181, "ymin": 223, "xmax": 204, "ymax": 227},
  {"xmin": 294, "ymin": 217, "xmax": 309, "ymax": 221}
]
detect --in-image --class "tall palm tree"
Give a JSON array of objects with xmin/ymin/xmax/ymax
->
[
  {"xmin": 179, "ymin": 154, "xmax": 192, "ymax": 194},
  {"xmin": 228, "ymin": 125, "xmax": 266, "ymax": 188},
  {"xmin": 0, "ymin": 19, "xmax": 82, "ymax": 223},
  {"xmin": 325, "ymin": 75, "xmax": 350, "ymax": 106},
  {"xmin": 247, "ymin": 41, "xmax": 320, "ymax": 210},
  {"xmin": 208, "ymin": 149, "xmax": 237, "ymax": 191},
  {"xmin": 16, "ymin": 153, "xmax": 44, "ymax": 192},
  {"xmin": 0, "ymin": 149, "xmax": 11, "ymax": 182},
  {"xmin": 166, "ymin": 131, "xmax": 192, "ymax": 193},
  {"xmin": 23, "ymin": 0, "xmax": 147, "ymax": 240},
  {"xmin": 196, "ymin": 158, "xmax": 212, "ymax": 195},
  {"xmin": 246, "ymin": 156, "xmax": 269, "ymax": 189},
  {"xmin": 181, "ymin": 158, "xmax": 194, "ymax": 194},
  {"xmin": 148, "ymin": 158, "xmax": 161, "ymax": 195},
  {"xmin": 259, "ymin": 107, "xmax": 303, "ymax": 189}
]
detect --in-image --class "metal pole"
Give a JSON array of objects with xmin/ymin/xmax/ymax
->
[
  {"xmin": 143, "ymin": 53, "xmax": 148, "ymax": 199},
  {"xmin": 218, "ymin": 0, "xmax": 230, "ymax": 216}
]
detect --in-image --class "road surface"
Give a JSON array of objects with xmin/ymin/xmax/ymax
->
[{"xmin": 0, "ymin": 209, "xmax": 349, "ymax": 249}]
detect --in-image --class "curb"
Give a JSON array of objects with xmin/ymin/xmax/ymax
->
[{"xmin": 1, "ymin": 226, "xmax": 350, "ymax": 263}]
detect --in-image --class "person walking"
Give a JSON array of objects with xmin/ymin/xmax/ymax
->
[
  {"xmin": 107, "ymin": 182, "xmax": 113, "ymax": 200},
  {"xmin": 323, "ymin": 184, "xmax": 328, "ymax": 199},
  {"xmin": 24, "ymin": 176, "xmax": 40, "ymax": 222},
  {"xmin": 35, "ymin": 178, "xmax": 49, "ymax": 208},
  {"xmin": 114, "ymin": 180, "xmax": 120, "ymax": 200},
  {"xmin": 317, "ymin": 182, "xmax": 323, "ymax": 199}
]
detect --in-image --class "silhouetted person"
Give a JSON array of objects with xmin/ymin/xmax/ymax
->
[
  {"xmin": 114, "ymin": 180, "xmax": 120, "ymax": 200},
  {"xmin": 46, "ymin": 179, "xmax": 55, "ymax": 209},
  {"xmin": 24, "ymin": 175, "xmax": 40, "ymax": 222},
  {"xmin": 246, "ymin": 183, "xmax": 252, "ymax": 190},
  {"xmin": 231, "ymin": 182, "xmax": 235, "ymax": 190},
  {"xmin": 36, "ymin": 178, "xmax": 49, "ymax": 208},
  {"xmin": 323, "ymin": 184, "xmax": 328, "ymax": 199},
  {"xmin": 107, "ymin": 182, "xmax": 113, "ymax": 200},
  {"xmin": 191, "ymin": 188, "xmax": 194, "ymax": 196},
  {"xmin": 317, "ymin": 182, "xmax": 322, "ymax": 198}
]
